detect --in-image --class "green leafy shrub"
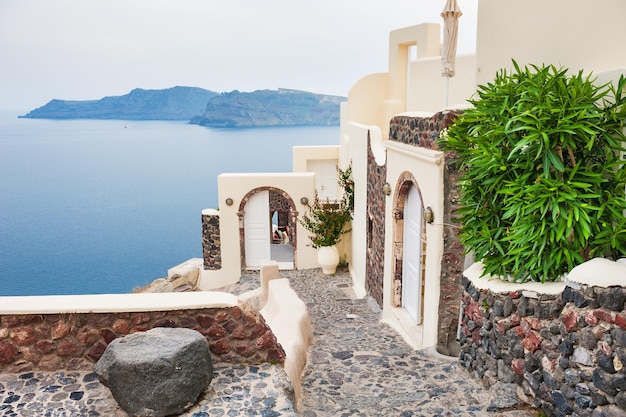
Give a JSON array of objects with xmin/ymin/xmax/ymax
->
[
  {"xmin": 337, "ymin": 162, "xmax": 354, "ymax": 211},
  {"xmin": 442, "ymin": 61, "xmax": 626, "ymax": 282},
  {"xmin": 299, "ymin": 162, "xmax": 353, "ymax": 248}
]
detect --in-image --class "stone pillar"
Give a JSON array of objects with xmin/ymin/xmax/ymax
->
[{"xmin": 202, "ymin": 210, "xmax": 221, "ymax": 270}]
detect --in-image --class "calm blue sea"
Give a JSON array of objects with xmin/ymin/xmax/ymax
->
[{"xmin": 0, "ymin": 111, "xmax": 339, "ymax": 296}]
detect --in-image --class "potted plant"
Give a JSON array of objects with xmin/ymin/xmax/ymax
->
[
  {"xmin": 300, "ymin": 163, "xmax": 353, "ymax": 274},
  {"xmin": 442, "ymin": 61, "xmax": 626, "ymax": 283}
]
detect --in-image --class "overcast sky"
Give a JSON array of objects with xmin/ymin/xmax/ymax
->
[{"xmin": 0, "ymin": 0, "xmax": 477, "ymax": 111}]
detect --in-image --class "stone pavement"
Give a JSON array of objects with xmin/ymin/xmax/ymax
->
[
  {"xmin": 0, "ymin": 268, "xmax": 538, "ymax": 416},
  {"xmin": 288, "ymin": 268, "xmax": 536, "ymax": 417}
]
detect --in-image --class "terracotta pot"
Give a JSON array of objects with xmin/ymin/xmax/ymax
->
[{"xmin": 317, "ymin": 245, "xmax": 340, "ymax": 275}]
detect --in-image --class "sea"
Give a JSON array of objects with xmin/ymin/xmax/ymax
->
[{"xmin": 0, "ymin": 111, "xmax": 339, "ymax": 296}]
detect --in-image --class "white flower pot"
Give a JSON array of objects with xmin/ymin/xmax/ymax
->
[{"xmin": 317, "ymin": 245, "xmax": 340, "ymax": 275}]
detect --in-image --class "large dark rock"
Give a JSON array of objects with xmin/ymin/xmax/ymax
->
[{"xmin": 94, "ymin": 327, "xmax": 213, "ymax": 417}]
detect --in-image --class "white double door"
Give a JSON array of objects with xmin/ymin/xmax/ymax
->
[
  {"xmin": 308, "ymin": 159, "xmax": 338, "ymax": 201},
  {"xmin": 402, "ymin": 185, "xmax": 423, "ymax": 324}
]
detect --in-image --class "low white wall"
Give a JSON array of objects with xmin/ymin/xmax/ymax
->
[
  {"xmin": 0, "ymin": 291, "xmax": 238, "ymax": 315},
  {"xmin": 260, "ymin": 278, "xmax": 311, "ymax": 408},
  {"xmin": 568, "ymin": 258, "xmax": 626, "ymax": 288},
  {"xmin": 465, "ymin": 259, "xmax": 626, "ymax": 293},
  {"xmin": 464, "ymin": 262, "xmax": 565, "ymax": 295}
]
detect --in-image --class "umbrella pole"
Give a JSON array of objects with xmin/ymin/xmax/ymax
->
[{"xmin": 445, "ymin": 77, "xmax": 449, "ymax": 108}]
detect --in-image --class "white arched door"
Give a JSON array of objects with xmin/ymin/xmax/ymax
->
[
  {"xmin": 244, "ymin": 191, "xmax": 271, "ymax": 269},
  {"xmin": 402, "ymin": 185, "xmax": 423, "ymax": 324}
]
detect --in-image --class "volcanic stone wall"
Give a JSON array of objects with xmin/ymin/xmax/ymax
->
[
  {"xmin": 365, "ymin": 132, "xmax": 387, "ymax": 308},
  {"xmin": 0, "ymin": 304, "xmax": 285, "ymax": 374},
  {"xmin": 202, "ymin": 211, "xmax": 222, "ymax": 270},
  {"xmin": 460, "ymin": 274, "xmax": 626, "ymax": 416}
]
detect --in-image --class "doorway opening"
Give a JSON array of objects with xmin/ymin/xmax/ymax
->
[
  {"xmin": 391, "ymin": 171, "xmax": 427, "ymax": 347},
  {"xmin": 239, "ymin": 187, "xmax": 297, "ymax": 270}
]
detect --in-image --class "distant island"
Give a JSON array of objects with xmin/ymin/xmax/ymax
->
[
  {"xmin": 20, "ymin": 86, "xmax": 218, "ymax": 121},
  {"xmin": 190, "ymin": 89, "xmax": 344, "ymax": 127},
  {"xmin": 20, "ymin": 87, "xmax": 346, "ymax": 127}
]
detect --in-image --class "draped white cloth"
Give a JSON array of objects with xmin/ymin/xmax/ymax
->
[{"xmin": 441, "ymin": 0, "xmax": 463, "ymax": 78}]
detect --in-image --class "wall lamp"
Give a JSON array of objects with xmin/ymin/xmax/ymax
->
[
  {"xmin": 225, "ymin": 198, "xmax": 234, "ymax": 206},
  {"xmin": 424, "ymin": 207, "xmax": 434, "ymax": 224},
  {"xmin": 300, "ymin": 197, "xmax": 309, "ymax": 205},
  {"xmin": 382, "ymin": 183, "xmax": 392, "ymax": 196}
]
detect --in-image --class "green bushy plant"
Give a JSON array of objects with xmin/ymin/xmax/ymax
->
[
  {"xmin": 299, "ymin": 162, "xmax": 353, "ymax": 248},
  {"xmin": 442, "ymin": 61, "xmax": 626, "ymax": 282}
]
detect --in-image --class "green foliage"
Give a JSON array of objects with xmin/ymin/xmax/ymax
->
[
  {"xmin": 442, "ymin": 61, "xmax": 626, "ymax": 283},
  {"xmin": 337, "ymin": 162, "xmax": 354, "ymax": 211},
  {"xmin": 299, "ymin": 162, "xmax": 354, "ymax": 248}
]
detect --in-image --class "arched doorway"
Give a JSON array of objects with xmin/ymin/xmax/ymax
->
[
  {"xmin": 238, "ymin": 187, "xmax": 298, "ymax": 270},
  {"xmin": 392, "ymin": 172, "xmax": 426, "ymax": 325}
]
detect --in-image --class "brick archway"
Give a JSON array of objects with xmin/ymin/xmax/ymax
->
[
  {"xmin": 391, "ymin": 171, "xmax": 427, "ymax": 317},
  {"xmin": 237, "ymin": 187, "xmax": 298, "ymax": 270}
]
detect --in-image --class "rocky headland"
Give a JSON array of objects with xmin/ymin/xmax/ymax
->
[
  {"xmin": 20, "ymin": 87, "xmax": 345, "ymax": 127},
  {"xmin": 190, "ymin": 88, "xmax": 345, "ymax": 127},
  {"xmin": 20, "ymin": 86, "xmax": 218, "ymax": 120}
]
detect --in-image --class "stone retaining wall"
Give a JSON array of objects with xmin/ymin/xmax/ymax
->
[
  {"xmin": 0, "ymin": 304, "xmax": 285, "ymax": 374},
  {"xmin": 460, "ymin": 265, "xmax": 626, "ymax": 416},
  {"xmin": 365, "ymin": 131, "xmax": 387, "ymax": 308}
]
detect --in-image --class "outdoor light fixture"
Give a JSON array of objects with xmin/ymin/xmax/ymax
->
[
  {"xmin": 225, "ymin": 198, "xmax": 233, "ymax": 206},
  {"xmin": 424, "ymin": 207, "xmax": 434, "ymax": 223},
  {"xmin": 300, "ymin": 197, "xmax": 309, "ymax": 205},
  {"xmin": 382, "ymin": 183, "xmax": 392, "ymax": 196}
]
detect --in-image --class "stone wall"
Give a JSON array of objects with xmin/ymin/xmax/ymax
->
[
  {"xmin": 460, "ymin": 271, "xmax": 626, "ymax": 416},
  {"xmin": 202, "ymin": 211, "xmax": 222, "ymax": 270},
  {"xmin": 0, "ymin": 304, "xmax": 285, "ymax": 374},
  {"xmin": 365, "ymin": 132, "xmax": 387, "ymax": 308},
  {"xmin": 440, "ymin": 143, "xmax": 464, "ymax": 356},
  {"xmin": 388, "ymin": 110, "xmax": 464, "ymax": 355},
  {"xmin": 389, "ymin": 111, "xmax": 460, "ymax": 149},
  {"xmin": 269, "ymin": 189, "xmax": 296, "ymax": 245}
]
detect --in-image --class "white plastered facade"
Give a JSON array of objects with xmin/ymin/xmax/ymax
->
[
  {"xmin": 336, "ymin": 0, "xmax": 626, "ymax": 351},
  {"xmin": 198, "ymin": 173, "xmax": 318, "ymax": 290},
  {"xmin": 198, "ymin": 0, "xmax": 626, "ymax": 350}
]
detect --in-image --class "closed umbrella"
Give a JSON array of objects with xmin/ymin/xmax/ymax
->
[{"xmin": 441, "ymin": 0, "xmax": 462, "ymax": 105}]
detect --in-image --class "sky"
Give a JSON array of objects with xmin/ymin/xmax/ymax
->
[{"xmin": 0, "ymin": 0, "xmax": 477, "ymax": 112}]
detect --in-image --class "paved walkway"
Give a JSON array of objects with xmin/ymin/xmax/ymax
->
[{"xmin": 0, "ymin": 268, "xmax": 537, "ymax": 416}]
